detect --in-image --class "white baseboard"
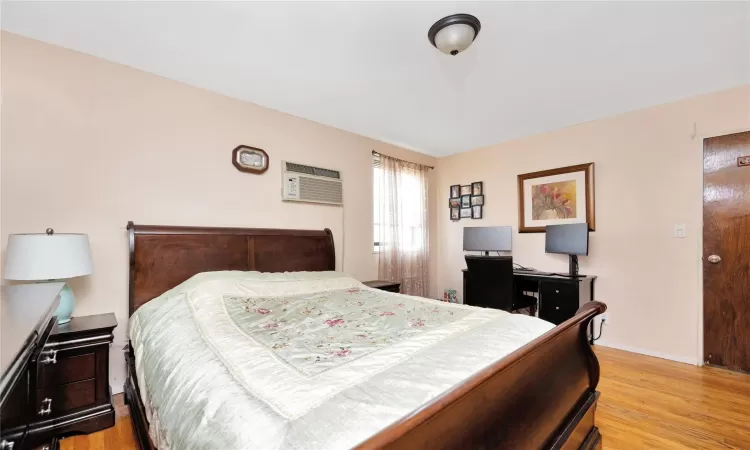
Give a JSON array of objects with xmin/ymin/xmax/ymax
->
[{"xmin": 595, "ymin": 340, "xmax": 698, "ymax": 366}]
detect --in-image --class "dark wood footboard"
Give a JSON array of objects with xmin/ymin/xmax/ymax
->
[
  {"xmin": 356, "ymin": 301, "xmax": 606, "ymax": 449},
  {"xmin": 125, "ymin": 302, "xmax": 605, "ymax": 450}
]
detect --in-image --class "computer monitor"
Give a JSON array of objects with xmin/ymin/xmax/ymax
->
[
  {"xmin": 545, "ymin": 223, "xmax": 589, "ymax": 277},
  {"xmin": 463, "ymin": 226, "xmax": 512, "ymax": 256}
]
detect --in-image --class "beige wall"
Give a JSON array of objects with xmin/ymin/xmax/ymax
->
[
  {"xmin": 0, "ymin": 33, "xmax": 438, "ymax": 392},
  {"xmin": 3, "ymin": 29, "xmax": 748, "ymax": 393},
  {"xmin": 435, "ymin": 85, "xmax": 750, "ymax": 364}
]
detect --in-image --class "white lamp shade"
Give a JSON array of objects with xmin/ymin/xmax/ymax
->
[{"xmin": 4, "ymin": 233, "xmax": 93, "ymax": 280}]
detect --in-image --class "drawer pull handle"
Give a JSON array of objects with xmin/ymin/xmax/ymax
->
[
  {"xmin": 39, "ymin": 398, "xmax": 52, "ymax": 416},
  {"xmin": 0, "ymin": 440, "xmax": 14, "ymax": 449},
  {"xmin": 41, "ymin": 349, "xmax": 57, "ymax": 365}
]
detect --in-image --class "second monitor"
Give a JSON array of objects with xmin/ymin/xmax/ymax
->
[
  {"xmin": 545, "ymin": 223, "xmax": 589, "ymax": 277},
  {"xmin": 463, "ymin": 226, "xmax": 512, "ymax": 256}
]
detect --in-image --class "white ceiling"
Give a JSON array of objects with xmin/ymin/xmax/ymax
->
[{"xmin": 3, "ymin": 1, "xmax": 749, "ymax": 156}]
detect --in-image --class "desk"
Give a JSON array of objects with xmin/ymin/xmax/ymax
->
[{"xmin": 462, "ymin": 269, "xmax": 597, "ymax": 330}]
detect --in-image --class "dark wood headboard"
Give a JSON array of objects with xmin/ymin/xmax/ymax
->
[{"xmin": 127, "ymin": 222, "xmax": 335, "ymax": 316}]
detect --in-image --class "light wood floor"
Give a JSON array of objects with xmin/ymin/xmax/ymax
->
[
  {"xmin": 595, "ymin": 346, "xmax": 750, "ymax": 449},
  {"xmin": 61, "ymin": 346, "xmax": 750, "ymax": 449},
  {"xmin": 60, "ymin": 394, "xmax": 137, "ymax": 450}
]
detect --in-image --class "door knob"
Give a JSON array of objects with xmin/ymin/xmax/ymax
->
[{"xmin": 708, "ymin": 255, "xmax": 721, "ymax": 264}]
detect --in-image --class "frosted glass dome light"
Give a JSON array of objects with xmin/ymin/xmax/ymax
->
[{"xmin": 428, "ymin": 14, "xmax": 481, "ymax": 56}]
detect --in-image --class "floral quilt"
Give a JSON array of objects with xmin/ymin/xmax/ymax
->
[
  {"xmin": 129, "ymin": 271, "xmax": 555, "ymax": 450},
  {"xmin": 223, "ymin": 287, "xmax": 471, "ymax": 376}
]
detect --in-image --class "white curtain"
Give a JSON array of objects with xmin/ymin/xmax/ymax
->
[{"xmin": 375, "ymin": 154, "xmax": 430, "ymax": 296}]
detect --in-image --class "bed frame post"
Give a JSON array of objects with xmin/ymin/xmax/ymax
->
[{"xmin": 124, "ymin": 344, "xmax": 154, "ymax": 450}]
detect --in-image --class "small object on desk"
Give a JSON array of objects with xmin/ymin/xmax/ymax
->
[
  {"xmin": 3, "ymin": 229, "xmax": 93, "ymax": 324},
  {"xmin": 514, "ymin": 268, "xmax": 555, "ymax": 276},
  {"xmin": 362, "ymin": 280, "xmax": 401, "ymax": 293}
]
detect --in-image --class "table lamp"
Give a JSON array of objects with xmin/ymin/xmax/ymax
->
[{"xmin": 4, "ymin": 228, "xmax": 93, "ymax": 324}]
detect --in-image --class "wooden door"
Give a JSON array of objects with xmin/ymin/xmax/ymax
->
[{"xmin": 703, "ymin": 131, "xmax": 750, "ymax": 372}]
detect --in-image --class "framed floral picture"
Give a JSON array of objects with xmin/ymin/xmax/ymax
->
[
  {"xmin": 449, "ymin": 198, "xmax": 460, "ymax": 208},
  {"xmin": 517, "ymin": 163, "xmax": 595, "ymax": 233}
]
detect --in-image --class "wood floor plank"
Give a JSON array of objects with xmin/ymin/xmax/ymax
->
[
  {"xmin": 60, "ymin": 347, "xmax": 750, "ymax": 449},
  {"xmin": 595, "ymin": 346, "xmax": 750, "ymax": 449},
  {"xmin": 60, "ymin": 394, "xmax": 138, "ymax": 450}
]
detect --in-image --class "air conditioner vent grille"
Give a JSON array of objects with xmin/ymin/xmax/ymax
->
[
  {"xmin": 299, "ymin": 177, "xmax": 343, "ymax": 204},
  {"xmin": 285, "ymin": 162, "xmax": 341, "ymax": 179}
]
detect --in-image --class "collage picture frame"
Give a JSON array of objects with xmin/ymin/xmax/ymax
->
[{"xmin": 449, "ymin": 181, "xmax": 484, "ymax": 221}]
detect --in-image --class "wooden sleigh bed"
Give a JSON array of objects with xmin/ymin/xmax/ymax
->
[{"xmin": 123, "ymin": 222, "xmax": 606, "ymax": 450}]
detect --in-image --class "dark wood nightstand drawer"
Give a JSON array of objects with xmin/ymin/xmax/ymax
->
[
  {"xmin": 39, "ymin": 352, "xmax": 96, "ymax": 389},
  {"xmin": 36, "ymin": 379, "xmax": 96, "ymax": 418}
]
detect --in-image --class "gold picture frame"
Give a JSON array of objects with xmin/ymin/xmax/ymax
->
[{"xmin": 517, "ymin": 163, "xmax": 595, "ymax": 233}]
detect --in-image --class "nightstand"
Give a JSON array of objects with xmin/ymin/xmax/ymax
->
[
  {"xmin": 363, "ymin": 280, "xmax": 401, "ymax": 293},
  {"xmin": 27, "ymin": 313, "xmax": 117, "ymax": 446}
]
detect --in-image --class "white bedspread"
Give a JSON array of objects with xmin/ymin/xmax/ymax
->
[{"xmin": 129, "ymin": 271, "xmax": 554, "ymax": 450}]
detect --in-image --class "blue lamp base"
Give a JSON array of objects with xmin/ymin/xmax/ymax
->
[{"xmin": 55, "ymin": 283, "xmax": 76, "ymax": 324}]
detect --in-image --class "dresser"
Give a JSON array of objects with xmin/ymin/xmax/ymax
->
[{"xmin": 1, "ymin": 283, "xmax": 63, "ymax": 450}]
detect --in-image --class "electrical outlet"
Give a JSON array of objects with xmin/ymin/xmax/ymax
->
[{"xmin": 598, "ymin": 313, "xmax": 609, "ymax": 326}]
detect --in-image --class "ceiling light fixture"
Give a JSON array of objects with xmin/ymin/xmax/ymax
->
[{"xmin": 427, "ymin": 14, "xmax": 481, "ymax": 56}]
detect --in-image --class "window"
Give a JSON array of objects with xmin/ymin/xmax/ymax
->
[{"xmin": 373, "ymin": 164, "xmax": 427, "ymax": 253}]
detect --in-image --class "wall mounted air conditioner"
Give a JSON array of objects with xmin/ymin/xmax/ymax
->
[{"xmin": 282, "ymin": 161, "xmax": 343, "ymax": 206}]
